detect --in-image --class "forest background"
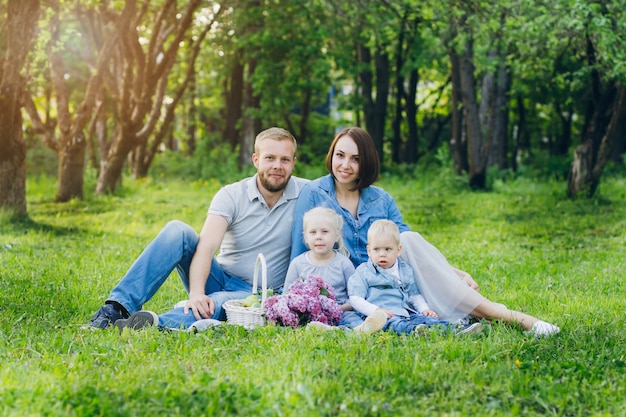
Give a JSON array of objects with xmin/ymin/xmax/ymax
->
[{"xmin": 1, "ymin": 0, "xmax": 626, "ymax": 217}]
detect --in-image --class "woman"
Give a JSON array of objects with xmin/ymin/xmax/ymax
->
[{"xmin": 291, "ymin": 126, "xmax": 560, "ymax": 337}]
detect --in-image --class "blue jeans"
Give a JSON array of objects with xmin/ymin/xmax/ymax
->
[
  {"xmin": 383, "ymin": 313, "xmax": 450, "ymax": 335},
  {"xmin": 339, "ymin": 311, "xmax": 365, "ymax": 328},
  {"xmin": 107, "ymin": 220, "xmax": 252, "ymax": 327}
]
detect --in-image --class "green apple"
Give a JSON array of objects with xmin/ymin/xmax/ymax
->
[{"xmin": 241, "ymin": 294, "xmax": 260, "ymax": 307}]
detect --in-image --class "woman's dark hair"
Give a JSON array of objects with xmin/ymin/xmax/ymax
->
[{"xmin": 325, "ymin": 126, "xmax": 379, "ymax": 191}]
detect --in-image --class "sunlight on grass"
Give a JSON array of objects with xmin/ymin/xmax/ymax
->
[{"xmin": 1, "ymin": 173, "xmax": 625, "ymax": 415}]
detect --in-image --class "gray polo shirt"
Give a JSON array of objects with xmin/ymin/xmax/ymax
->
[{"xmin": 208, "ymin": 174, "xmax": 309, "ymax": 289}]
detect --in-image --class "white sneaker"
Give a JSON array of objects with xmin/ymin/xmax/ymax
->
[
  {"xmin": 306, "ymin": 321, "xmax": 338, "ymax": 331},
  {"xmin": 353, "ymin": 309, "xmax": 388, "ymax": 334},
  {"xmin": 529, "ymin": 320, "xmax": 560, "ymax": 338},
  {"xmin": 189, "ymin": 319, "xmax": 223, "ymax": 332},
  {"xmin": 174, "ymin": 300, "xmax": 187, "ymax": 309}
]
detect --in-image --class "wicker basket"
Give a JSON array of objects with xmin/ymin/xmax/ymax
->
[{"xmin": 223, "ymin": 253, "xmax": 268, "ymax": 329}]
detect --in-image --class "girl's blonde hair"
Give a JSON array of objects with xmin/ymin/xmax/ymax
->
[{"xmin": 302, "ymin": 207, "xmax": 348, "ymax": 257}]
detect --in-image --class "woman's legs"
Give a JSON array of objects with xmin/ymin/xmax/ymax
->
[{"xmin": 470, "ymin": 300, "xmax": 539, "ymax": 331}]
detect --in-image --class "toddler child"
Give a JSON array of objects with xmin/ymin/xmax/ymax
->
[{"xmin": 348, "ymin": 219, "xmax": 483, "ymax": 336}]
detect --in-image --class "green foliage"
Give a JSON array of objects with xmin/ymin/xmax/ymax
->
[
  {"xmin": 150, "ymin": 134, "xmax": 252, "ymax": 185},
  {"xmin": 1, "ymin": 172, "xmax": 625, "ymax": 415}
]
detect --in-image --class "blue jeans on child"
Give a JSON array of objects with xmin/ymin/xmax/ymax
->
[
  {"xmin": 383, "ymin": 313, "xmax": 450, "ymax": 335},
  {"xmin": 106, "ymin": 220, "xmax": 253, "ymax": 328}
]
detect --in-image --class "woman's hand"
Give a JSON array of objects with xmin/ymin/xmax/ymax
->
[{"xmin": 453, "ymin": 267, "xmax": 479, "ymax": 291}]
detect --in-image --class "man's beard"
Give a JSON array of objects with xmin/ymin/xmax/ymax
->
[{"xmin": 259, "ymin": 171, "xmax": 291, "ymax": 192}]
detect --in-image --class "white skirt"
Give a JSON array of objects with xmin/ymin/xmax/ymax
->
[{"xmin": 399, "ymin": 231, "xmax": 485, "ymax": 323}]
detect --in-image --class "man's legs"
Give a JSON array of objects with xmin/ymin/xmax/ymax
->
[{"xmin": 89, "ymin": 220, "xmax": 198, "ymax": 329}]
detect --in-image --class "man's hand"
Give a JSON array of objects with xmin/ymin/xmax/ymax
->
[
  {"xmin": 184, "ymin": 294, "xmax": 215, "ymax": 320},
  {"xmin": 422, "ymin": 309, "xmax": 439, "ymax": 318}
]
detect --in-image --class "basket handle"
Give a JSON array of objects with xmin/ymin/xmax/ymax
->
[{"xmin": 251, "ymin": 253, "xmax": 268, "ymax": 305}]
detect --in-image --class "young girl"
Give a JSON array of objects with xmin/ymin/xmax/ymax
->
[{"xmin": 284, "ymin": 207, "xmax": 386, "ymax": 332}]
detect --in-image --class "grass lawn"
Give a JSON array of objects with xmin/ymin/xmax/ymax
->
[{"xmin": 1, "ymin": 172, "xmax": 625, "ymax": 416}]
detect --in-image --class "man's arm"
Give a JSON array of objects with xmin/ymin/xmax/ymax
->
[{"xmin": 184, "ymin": 214, "xmax": 229, "ymax": 320}]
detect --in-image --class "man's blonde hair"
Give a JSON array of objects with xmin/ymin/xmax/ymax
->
[
  {"xmin": 254, "ymin": 127, "xmax": 297, "ymax": 155},
  {"xmin": 367, "ymin": 219, "xmax": 400, "ymax": 246}
]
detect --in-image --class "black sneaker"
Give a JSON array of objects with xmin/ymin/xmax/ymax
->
[
  {"xmin": 87, "ymin": 303, "xmax": 129, "ymax": 329},
  {"xmin": 114, "ymin": 310, "xmax": 158, "ymax": 333}
]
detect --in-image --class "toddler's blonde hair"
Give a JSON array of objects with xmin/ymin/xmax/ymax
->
[
  {"xmin": 367, "ymin": 219, "xmax": 400, "ymax": 246},
  {"xmin": 302, "ymin": 207, "xmax": 348, "ymax": 257}
]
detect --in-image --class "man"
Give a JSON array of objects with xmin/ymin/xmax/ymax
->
[{"xmin": 88, "ymin": 127, "xmax": 308, "ymax": 330}]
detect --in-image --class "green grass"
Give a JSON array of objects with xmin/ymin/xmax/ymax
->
[{"xmin": 1, "ymin": 172, "xmax": 625, "ymax": 416}]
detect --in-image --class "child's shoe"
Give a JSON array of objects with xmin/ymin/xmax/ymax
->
[
  {"xmin": 412, "ymin": 324, "xmax": 430, "ymax": 337},
  {"xmin": 528, "ymin": 320, "xmax": 560, "ymax": 338},
  {"xmin": 306, "ymin": 321, "xmax": 338, "ymax": 331},
  {"xmin": 455, "ymin": 322, "xmax": 483, "ymax": 336},
  {"xmin": 354, "ymin": 309, "xmax": 388, "ymax": 334}
]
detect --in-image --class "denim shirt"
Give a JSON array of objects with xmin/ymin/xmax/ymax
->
[
  {"xmin": 290, "ymin": 174, "xmax": 410, "ymax": 268},
  {"xmin": 348, "ymin": 259, "xmax": 419, "ymax": 317}
]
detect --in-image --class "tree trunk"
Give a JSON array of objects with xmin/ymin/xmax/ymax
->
[
  {"xmin": 568, "ymin": 83, "xmax": 623, "ymax": 197},
  {"xmin": 554, "ymin": 101, "xmax": 573, "ymax": 156},
  {"xmin": 448, "ymin": 47, "xmax": 467, "ymax": 175},
  {"xmin": 240, "ymin": 57, "xmax": 261, "ymax": 168},
  {"xmin": 224, "ymin": 54, "xmax": 244, "ymax": 149},
  {"xmin": 0, "ymin": 109, "xmax": 28, "ymax": 217},
  {"xmin": 372, "ymin": 45, "xmax": 390, "ymax": 160},
  {"xmin": 405, "ymin": 68, "xmax": 419, "ymax": 163},
  {"xmin": 392, "ymin": 25, "xmax": 406, "ymax": 164},
  {"xmin": 186, "ymin": 72, "xmax": 197, "ymax": 156},
  {"xmin": 459, "ymin": 38, "xmax": 487, "ymax": 189},
  {"xmin": 96, "ymin": 129, "xmax": 134, "ymax": 194},
  {"xmin": 297, "ymin": 89, "xmax": 312, "ymax": 144},
  {"xmin": 0, "ymin": 0, "xmax": 40, "ymax": 217},
  {"xmin": 56, "ymin": 133, "xmax": 87, "ymax": 202},
  {"xmin": 488, "ymin": 55, "xmax": 510, "ymax": 170},
  {"xmin": 358, "ymin": 43, "xmax": 376, "ymax": 138}
]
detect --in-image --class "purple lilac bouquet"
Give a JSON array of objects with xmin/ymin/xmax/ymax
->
[{"xmin": 264, "ymin": 275, "xmax": 343, "ymax": 327}]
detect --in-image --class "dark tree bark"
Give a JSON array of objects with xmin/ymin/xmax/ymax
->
[
  {"xmin": 405, "ymin": 68, "xmax": 419, "ymax": 163},
  {"xmin": 358, "ymin": 42, "xmax": 390, "ymax": 161},
  {"xmin": 240, "ymin": 57, "xmax": 261, "ymax": 168},
  {"xmin": 448, "ymin": 46, "xmax": 468, "ymax": 175},
  {"xmin": 554, "ymin": 101, "xmax": 573, "ymax": 156},
  {"xmin": 459, "ymin": 37, "xmax": 487, "ymax": 188},
  {"xmin": 391, "ymin": 22, "xmax": 406, "ymax": 164},
  {"xmin": 487, "ymin": 52, "xmax": 510, "ymax": 170},
  {"xmin": 223, "ymin": 53, "xmax": 244, "ymax": 150},
  {"xmin": 185, "ymin": 71, "xmax": 197, "ymax": 156},
  {"xmin": 568, "ymin": 82, "xmax": 623, "ymax": 198},
  {"xmin": 0, "ymin": 0, "xmax": 39, "ymax": 216}
]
